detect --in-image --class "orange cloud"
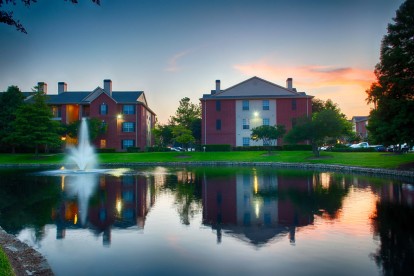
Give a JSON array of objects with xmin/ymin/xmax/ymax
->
[{"xmin": 165, "ymin": 50, "xmax": 192, "ymax": 72}]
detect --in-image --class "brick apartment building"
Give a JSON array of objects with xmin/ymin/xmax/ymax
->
[{"xmin": 200, "ymin": 76, "xmax": 313, "ymax": 147}]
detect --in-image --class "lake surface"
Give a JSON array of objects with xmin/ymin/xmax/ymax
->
[{"xmin": 0, "ymin": 166, "xmax": 413, "ymax": 276}]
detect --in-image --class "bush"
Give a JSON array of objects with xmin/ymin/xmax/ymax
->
[
  {"xmin": 146, "ymin": 146, "xmax": 170, "ymax": 152},
  {"xmin": 233, "ymin": 146, "xmax": 282, "ymax": 151},
  {"xmin": 96, "ymin": 148, "xmax": 116, "ymax": 153},
  {"xmin": 127, "ymin": 147, "xmax": 141, "ymax": 153},
  {"xmin": 282, "ymin": 144, "xmax": 312, "ymax": 151},
  {"xmin": 332, "ymin": 147, "xmax": 376, "ymax": 152},
  {"xmin": 202, "ymin": 144, "xmax": 232, "ymax": 152}
]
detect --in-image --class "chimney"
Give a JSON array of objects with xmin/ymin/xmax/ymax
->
[
  {"xmin": 38, "ymin": 82, "xmax": 47, "ymax": 94},
  {"xmin": 215, "ymin": 80, "xmax": 220, "ymax": 94},
  {"xmin": 104, "ymin": 79, "xmax": 112, "ymax": 96},
  {"xmin": 286, "ymin": 78, "xmax": 293, "ymax": 90},
  {"xmin": 58, "ymin": 82, "xmax": 67, "ymax": 94}
]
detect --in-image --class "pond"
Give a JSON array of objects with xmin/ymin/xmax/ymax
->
[{"xmin": 0, "ymin": 166, "xmax": 413, "ymax": 275}]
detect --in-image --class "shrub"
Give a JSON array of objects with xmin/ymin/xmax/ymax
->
[
  {"xmin": 146, "ymin": 146, "xmax": 170, "ymax": 152},
  {"xmin": 96, "ymin": 148, "xmax": 116, "ymax": 153},
  {"xmin": 127, "ymin": 147, "xmax": 141, "ymax": 153},
  {"xmin": 282, "ymin": 144, "xmax": 312, "ymax": 151},
  {"xmin": 202, "ymin": 144, "xmax": 232, "ymax": 152},
  {"xmin": 233, "ymin": 146, "xmax": 282, "ymax": 151}
]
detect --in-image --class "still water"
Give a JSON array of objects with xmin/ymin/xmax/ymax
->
[{"xmin": 0, "ymin": 166, "xmax": 413, "ymax": 276}]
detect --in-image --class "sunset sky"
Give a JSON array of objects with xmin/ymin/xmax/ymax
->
[{"xmin": 0, "ymin": 0, "xmax": 404, "ymax": 123}]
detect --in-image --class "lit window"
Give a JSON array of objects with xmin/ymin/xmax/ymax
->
[
  {"xmin": 263, "ymin": 100, "xmax": 269, "ymax": 110},
  {"xmin": 242, "ymin": 100, "xmax": 249, "ymax": 110},
  {"xmin": 122, "ymin": 122, "xmax": 135, "ymax": 132},
  {"xmin": 100, "ymin": 139, "xmax": 106, "ymax": 148},
  {"xmin": 123, "ymin": 105, "xmax": 135, "ymax": 115},
  {"xmin": 263, "ymin": 118, "xmax": 270, "ymax": 126}
]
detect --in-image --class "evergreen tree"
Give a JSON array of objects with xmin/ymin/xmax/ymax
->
[
  {"xmin": 0, "ymin": 85, "xmax": 25, "ymax": 152},
  {"xmin": 8, "ymin": 89, "xmax": 61, "ymax": 156},
  {"xmin": 366, "ymin": 0, "xmax": 414, "ymax": 145}
]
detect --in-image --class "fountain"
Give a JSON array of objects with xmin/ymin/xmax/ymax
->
[{"xmin": 68, "ymin": 118, "xmax": 97, "ymax": 171}]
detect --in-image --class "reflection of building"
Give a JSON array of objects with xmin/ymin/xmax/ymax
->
[
  {"xmin": 52, "ymin": 174, "xmax": 155, "ymax": 246},
  {"xmin": 202, "ymin": 170, "xmax": 314, "ymax": 246}
]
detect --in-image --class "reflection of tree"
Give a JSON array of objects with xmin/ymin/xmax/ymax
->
[
  {"xmin": 164, "ymin": 170, "xmax": 202, "ymax": 225},
  {"xmin": 371, "ymin": 201, "xmax": 414, "ymax": 276},
  {"xmin": 0, "ymin": 170, "xmax": 61, "ymax": 238}
]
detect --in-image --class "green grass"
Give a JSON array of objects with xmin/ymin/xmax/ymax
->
[
  {"xmin": 0, "ymin": 247, "xmax": 14, "ymax": 276},
  {"xmin": 0, "ymin": 151, "xmax": 413, "ymax": 169}
]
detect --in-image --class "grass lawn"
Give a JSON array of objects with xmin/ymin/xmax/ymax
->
[
  {"xmin": 0, "ymin": 247, "xmax": 14, "ymax": 276},
  {"xmin": 0, "ymin": 151, "xmax": 413, "ymax": 169}
]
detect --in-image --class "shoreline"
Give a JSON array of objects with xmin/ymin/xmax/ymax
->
[{"xmin": 1, "ymin": 161, "xmax": 414, "ymax": 179}]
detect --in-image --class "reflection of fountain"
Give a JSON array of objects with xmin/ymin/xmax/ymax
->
[
  {"xmin": 64, "ymin": 174, "xmax": 98, "ymax": 225},
  {"xmin": 68, "ymin": 118, "xmax": 97, "ymax": 171}
]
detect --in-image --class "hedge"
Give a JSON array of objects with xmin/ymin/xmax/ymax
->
[
  {"xmin": 282, "ymin": 144, "xmax": 312, "ymax": 151},
  {"xmin": 202, "ymin": 144, "xmax": 232, "ymax": 152},
  {"xmin": 127, "ymin": 147, "xmax": 141, "ymax": 153},
  {"xmin": 96, "ymin": 148, "xmax": 116, "ymax": 153}
]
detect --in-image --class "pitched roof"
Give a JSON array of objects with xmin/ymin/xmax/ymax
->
[
  {"xmin": 44, "ymin": 90, "xmax": 144, "ymax": 104},
  {"xmin": 352, "ymin": 116, "xmax": 369, "ymax": 122},
  {"xmin": 201, "ymin": 76, "xmax": 312, "ymax": 100}
]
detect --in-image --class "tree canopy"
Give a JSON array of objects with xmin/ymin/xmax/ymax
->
[
  {"xmin": 250, "ymin": 125, "xmax": 286, "ymax": 151},
  {"xmin": 366, "ymin": 0, "xmax": 414, "ymax": 145},
  {"xmin": 8, "ymin": 88, "xmax": 62, "ymax": 156},
  {"xmin": 285, "ymin": 108, "xmax": 352, "ymax": 156},
  {"xmin": 0, "ymin": 85, "xmax": 25, "ymax": 152},
  {"xmin": 0, "ymin": 0, "xmax": 100, "ymax": 33}
]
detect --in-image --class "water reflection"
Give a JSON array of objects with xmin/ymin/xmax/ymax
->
[{"xmin": 0, "ymin": 167, "xmax": 413, "ymax": 274}]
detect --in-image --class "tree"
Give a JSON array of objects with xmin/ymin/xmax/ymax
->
[
  {"xmin": 0, "ymin": 85, "xmax": 25, "ymax": 152},
  {"xmin": 8, "ymin": 88, "xmax": 62, "ymax": 156},
  {"xmin": 172, "ymin": 125, "xmax": 195, "ymax": 150},
  {"xmin": 250, "ymin": 125, "xmax": 286, "ymax": 152},
  {"xmin": 366, "ymin": 0, "xmax": 414, "ymax": 145},
  {"xmin": 0, "ymin": 0, "xmax": 100, "ymax": 34},
  {"xmin": 285, "ymin": 109, "xmax": 352, "ymax": 157},
  {"xmin": 153, "ymin": 123, "xmax": 173, "ymax": 147},
  {"xmin": 169, "ymin": 97, "xmax": 201, "ymax": 132}
]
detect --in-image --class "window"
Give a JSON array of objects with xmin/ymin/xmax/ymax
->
[
  {"xmin": 122, "ymin": 122, "xmax": 135, "ymax": 132},
  {"xmin": 216, "ymin": 119, "xmax": 221, "ymax": 130},
  {"xmin": 122, "ymin": 139, "xmax": 135, "ymax": 149},
  {"xmin": 292, "ymin": 99, "xmax": 297, "ymax": 110},
  {"xmin": 100, "ymin": 139, "xmax": 106, "ymax": 148},
  {"xmin": 123, "ymin": 105, "xmax": 135, "ymax": 115},
  {"xmin": 263, "ymin": 100, "xmax": 269, "ymax": 110},
  {"xmin": 243, "ymin": 137, "xmax": 250, "ymax": 146},
  {"xmin": 242, "ymin": 100, "xmax": 249, "ymax": 110},
  {"xmin": 263, "ymin": 118, "xmax": 270, "ymax": 126},
  {"xmin": 100, "ymin": 103, "xmax": 108, "ymax": 115},
  {"xmin": 216, "ymin": 100, "xmax": 221, "ymax": 111},
  {"xmin": 51, "ymin": 106, "xmax": 61, "ymax": 118},
  {"xmin": 242, "ymin": 119, "xmax": 249, "ymax": 129}
]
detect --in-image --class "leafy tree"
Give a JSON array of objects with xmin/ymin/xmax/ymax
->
[
  {"xmin": 172, "ymin": 125, "xmax": 195, "ymax": 149},
  {"xmin": 285, "ymin": 109, "xmax": 352, "ymax": 157},
  {"xmin": 366, "ymin": 0, "xmax": 414, "ymax": 145},
  {"xmin": 250, "ymin": 125, "xmax": 286, "ymax": 152},
  {"xmin": 66, "ymin": 117, "xmax": 107, "ymax": 142},
  {"xmin": 0, "ymin": 85, "xmax": 25, "ymax": 152},
  {"xmin": 169, "ymin": 97, "xmax": 201, "ymax": 141},
  {"xmin": 8, "ymin": 88, "xmax": 62, "ymax": 156},
  {"xmin": 0, "ymin": 0, "xmax": 100, "ymax": 33},
  {"xmin": 153, "ymin": 123, "xmax": 173, "ymax": 147}
]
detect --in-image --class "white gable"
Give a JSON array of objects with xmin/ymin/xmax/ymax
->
[
  {"xmin": 215, "ymin": 77, "xmax": 298, "ymax": 97},
  {"xmin": 82, "ymin": 87, "xmax": 115, "ymax": 103},
  {"xmin": 137, "ymin": 93, "xmax": 147, "ymax": 106}
]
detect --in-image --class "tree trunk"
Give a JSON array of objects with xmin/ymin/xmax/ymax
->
[{"xmin": 312, "ymin": 143, "xmax": 320, "ymax": 157}]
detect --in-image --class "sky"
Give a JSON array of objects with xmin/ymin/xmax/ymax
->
[{"xmin": 0, "ymin": 0, "xmax": 405, "ymax": 123}]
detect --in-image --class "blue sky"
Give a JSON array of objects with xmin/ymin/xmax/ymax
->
[{"xmin": 0, "ymin": 0, "xmax": 404, "ymax": 123}]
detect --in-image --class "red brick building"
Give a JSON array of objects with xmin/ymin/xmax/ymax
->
[
  {"xmin": 200, "ymin": 76, "xmax": 313, "ymax": 146},
  {"xmin": 351, "ymin": 116, "xmax": 369, "ymax": 139},
  {"xmin": 38, "ymin": 80, "xmax": 156, "ymax": 151}
]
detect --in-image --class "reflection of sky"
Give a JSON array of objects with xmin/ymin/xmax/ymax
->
[{"xmin": 0, "ymin": 0, "xmax": 404, "ymax": 123}]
